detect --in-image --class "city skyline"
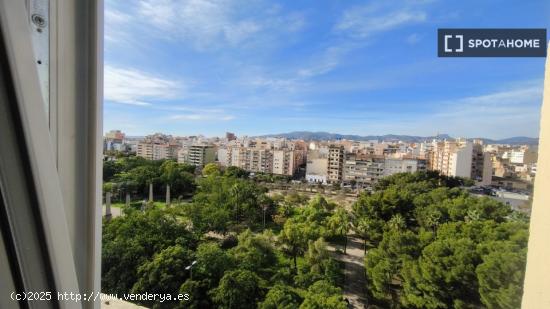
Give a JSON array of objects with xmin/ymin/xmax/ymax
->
[
  {"xmin": 105, "ymin": 129, "xmax": 539, "ymax": 145},
  {"xmin": 104, "ymin": 0, "xmax": 550, "ymax": 139}
]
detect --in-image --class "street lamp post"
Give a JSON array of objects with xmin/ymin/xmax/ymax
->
[{"xmin": 185, "ymin": 260, "xmax": 197, "ymax": 280}]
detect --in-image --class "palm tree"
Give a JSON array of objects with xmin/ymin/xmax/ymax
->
[
  {"xmin": 328, "ymin": 208, "xmax": 350, "ymax": 254},
  {"xmin": 388, "ymin": 214, "xmax": 406, "ymax": 231},
  {"xmin": 354, "ymin": 217, "xmax": 370, "ymax": 253},
  {"xmin": 305, "ymin": 238, "xmax": 329, "ymax": 273},
  {"xmin": 425, "ymin": 211, "xmax": 441, "ymax": 233}
]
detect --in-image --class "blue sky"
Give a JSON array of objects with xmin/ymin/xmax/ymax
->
[{"xmin": 104, "ymin": 0, "xmax": 550, "ymax": 139}]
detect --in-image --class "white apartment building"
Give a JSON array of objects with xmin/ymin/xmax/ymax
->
[
  {"xmin": 104, "ymin": 129, "xmax": 125, "ymax": 141},
  {"xmin": 306, "ymin": 148, "xmax": 329, "ymax": 184},
  {"xmin": 272, "ymin": 149, "xmax": 295, "ymax": 176},
  {"xmin": 384, "ymin": 158, "xmax": 426, "ymax": 176},
  {"xmin": 428, "ymin": 139, "xmax": 492, "ymax": 184},
  {"xmin": 508, "ymin": 147, "xmax": 538, "ymax": 164},
  {"xmin": 182, "ymin": 145, "xmax": 216, "ymax": 167},
  {"xmin": 450, "ymin": 142, "xmax": 473, "ymax": 178},
  {"xmin": 137, "ymin": 142, "xmax": 179, "ymax": 160},
  {"xmin": 229, "ymin": 146, "xmax": 273, "ymax": 173},
  {"xmin": 429, "ymin": 139, "xmax": 471, "ymax": 178},
  {"xmin": 343, "ymin": 154, "xmax": 385, "ymax": 186},
  {"xmin": 217, "ymin": 148, "xmax": 229, "ymax": 166}
]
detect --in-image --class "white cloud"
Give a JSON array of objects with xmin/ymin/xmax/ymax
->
[
  {"xmin": 104, "ymin": 8, "xmax": 134, "ymax": 44},
  {"xmin": 414, "ymin": 81, "xmax": 544, "ymax": 138},
  {"xmin": 137, "ymin": 0, "xmax": 259, "ymax": 47},
  {"xmin": 249, "ymin": 76, "xmax": 303, "ymax": 92},
  {"xmin": 297, "ymin": 45, "xmax": 350, "ymax": 78},
  {"xmin": 136, "ymin": 0, "xmax": 304, "ymax": 49},
  {"xmin": 286, "ymin": 80, "xmax": 544, "ymax": 139},
  {"xmin": 406, "ymin": 33, "xmax": 422, "ymax": 45},
  {"xmin": 335, "ymin": 3, "xmax": 428, "ymax": 38},
  {"xmin": 105, "ymin": 9, "xmax": 131, "ymax": 24},
  {"xmin": 104, "ymin": 65, "xmax": 182, "ymax": 106}
]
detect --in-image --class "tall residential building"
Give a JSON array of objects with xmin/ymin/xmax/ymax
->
[
  {"xmin": 306, "ymin": 148, "xmax": 329, "ymax": 184},
  {"xmin": 272, "ymin": 149, "xmax": 295, "ymax": 176},
  {"xmin": 342, "ymin": 155, "xmax": 426, "ymax": 187},
  {"xmin": 229, "ymin": 146, "xmax": 273, "ymax": 173},
  {"xmin": 428, "ymin": 139, "xmax": 491, "ymax": 183},
  {"xmin": 137, "ymin": 142, "xmax": 179, "ymax": 160},
  {"xmin": 136, "ymin": 133, "xmax": 180, "ymax": 160},
  {"xmin": 179, "ymin": 145, "xmax": 216, "ymax": 167},
  {"xmin": 429, "ymin": 139, "xmax": 472, "ymax": 178},
  {"xmin": 384, "ymin": 157, "xmax": 427, "ymax": 176},
  {"xmin": 471, "ymin": 141, "xmax": 493, "ymax": 185},
  {"xmin": 226, "ymin": 132, "xmax": 237, "ymax": 141},
  {"xmin": 328, "ymin": 145, "xmax": 345, "ymax": 183},
  {"xmin": 104, "ymin": 129, "xmax": 125, "ymax": 141},
  {"xmin": 136, "ymin": 142, "xmax": 154, "ymax": 160},
  {"xmin": 508, "ymin": 146, "xmax": 538, "ymax": 164},
  {"xmin": 343, "ymin": 154, "xmax": 385, "ymax": 186},
  {"xmin": 217, "ymin": 148, "xmax": 229, "ymax": 166}
]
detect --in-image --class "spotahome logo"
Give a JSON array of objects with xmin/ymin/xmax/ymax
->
[{"xmin": 438, "ymin": 29, "xmax": 547, "ymax": 57}]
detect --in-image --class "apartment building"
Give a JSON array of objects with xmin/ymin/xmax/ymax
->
[
  {"xmin": 472, "ymin": 141, "xmax": 493, "ymax": 185},
  {"xmin": 228, "ymin": 146, "xmax": 273, "ymax": 173},
  {"xmin": 507, "ymin": 146, "xmax": 538, "ymax": 164},
  {"xmin": 226, "ymin": 132, "xmax": 237, "ymax": 141},
  {"xmin": 217, "ymin": 148, "xmax": 229, "ymax": 166},
  {"xmin": 217, "ymin": 139, "xmax": 305, "ymax": 176},
  {"xmin": 328, "ymin": 145, "xmax": 345, "ymax": 183},
  {"xmin": 272, "ymin": 149, "xmax": 295, "ymax": 176},
  {"xmin": 429, "ymin": 139, "xmax": 472, "ymax": 178},
  {"xmin": 306, "ymin": 148, "xmax": 329, "ymax": 184},
  {"xmin": 178, "ymin": 145, "xmax": 216, "ymax": 167},
  {"xmin": 342, "ymin": 154, "xmax": 385, "ymax": 186},
  {"xmin": 136, "ymin": 142, "xmax": 180, "ymax": 160},
  {"xmin": 428, "ymin": 139, "xmax": 492, "ymax": 184},
  {"xmin": 384, "ymin": 157, "xmax": 427, "ymax": 176},
  {"xmin": 104, "ymin": 129, "xmax": 125, "ymax": 141},
  {"xmin": 342, "ymin": 154, "xmax": 426, "ymax": 187},
  {"xmin": 136, "ymin": 133, "xmax": 180, "ymax": 160}
]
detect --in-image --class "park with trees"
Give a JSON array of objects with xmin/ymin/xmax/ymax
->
[{"xmin": 101, "ymin": 158, "xmax": 529, "ymax": 308}]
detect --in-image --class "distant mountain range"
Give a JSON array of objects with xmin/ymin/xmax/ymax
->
[{"xmin": 258, "ymin": 131, "xmax": 539, "ymax": 145}]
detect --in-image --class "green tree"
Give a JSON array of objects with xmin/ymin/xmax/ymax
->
[
  {"xmin": 259, "ymin": 285, "xmax": 303, "ymax": 309},
  {"xmin": 401, "ymin": 237, "xmax": 481, "ymax": 308},
  {"xmin": 387, "ymin": 214, "xmax": 406, "ymax": 231},
  {"xmin": 476, "ymin": 243, "xmax": 526, "ymax": 309},
  {"xmin": 102, "ymin": 208, "xmax": 195, "ymax": 295},
  {"xmin": 365, "ymin": 228, "xmax": 420, "ymax": 301},
  {"xmin": 131, "ymin": 245, "xmax": 194, "ymax": 306},
  {"xmin": 103, "ymin": 160, "xmax": 123, "ymax": 182},
  {"xmin": 299, "ymin": 280, "xmax": 347, "ymax": 309},
  {"xmin": 160, "ymin": 160, "xmax": 195, "ymax": 198},
  {"xmin": 116, "ymin": 165, "xmax": 159, "ymax": 197},
  {"xmin": 194, "ymin": 242, "xmax": 235, "ymax": 288},
  {"xmin": 177, "ymin": 279, "xmax": 211, "ymax": 309},
  {"xmin": 305, "ymin": 237, "xmax": 330, "ymax": 273},
  {"xmin": 327, "ymin": 208, "xmax": 350, "ymax": 253},
  {"xmin": 191, "ymin": 175, "xmax": 272, "ymax": 230},
  {"xmin": 229, "ymin": 230, "xmax": 277, "ymax": 275},
  {"xmin": 202, "ymin": 163, "xmax": 221, "ymax": 176},
  {"xmin": 224, "ymin": 166, "xmax": 250, "ymax": 178},
  {"xmin": 211, "ymin": 269, "xmax": 265, "ymax": 309},
  {"xmin": 279, "ymin": 219, "xmax": 317, "ymax": 271},
  {"xmin": 103, "ymin": 182, "xmax": 115, "ymax": 194},
  {"xmin": 354, "ymin": 217, "xmax": 371, "ymax": 253}
]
